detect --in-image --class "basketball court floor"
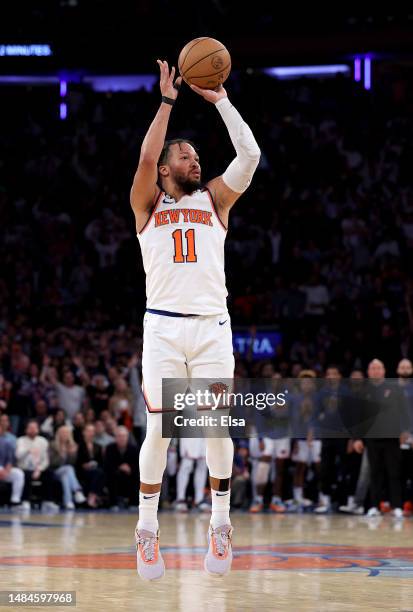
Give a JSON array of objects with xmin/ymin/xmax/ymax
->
[{"xmin": 0, "ymin": 511, "xmax": 412, "ymax": 611}]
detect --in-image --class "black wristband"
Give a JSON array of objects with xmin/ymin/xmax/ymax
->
[{"xmin": 162, "ymin": 95, "xmax": 175, "ymax": 106}]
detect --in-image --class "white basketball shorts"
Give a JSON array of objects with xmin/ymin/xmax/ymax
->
[
  {"xmin": 179, "ymin": 437, "xmax": 207, "ymax": 459},
  {"xmin": 249, "ymin": 437, "xmax": 291, "ymax": 459},
  {"xmin": 142, "ymin": 311, "xmax": 235, "ymax": 413},
  {"xmin": 292, "ymin": 440, "xmax": 322, "ymax": 464}
]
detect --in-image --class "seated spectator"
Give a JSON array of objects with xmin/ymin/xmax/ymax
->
[
  {"xmin": 104, "ymin": 417, "xmax": 118, "ymax": 438},
  {"xmin": 0, "ymin": 414, "xmax": 17, "ymax": 452},
  {"xmin": 72, "ymin": 412, "xmax": 86, "ymax": 445},
  {"xmin": 15, "ymin": 420, "xmax": 58, "ymax": 510},
  {"xmin": 103, "ymin": 426, "xmax": 138, "ymax": 508},
  {"xmin": 76, "ymin": 423, "xmax": 105, "ymax": 508},
  {"xmin": 108, "ymin": 377, "xmax": 133, "ymax": 430},
  {"xmin": 87, "ymin": 374, "xmax": 113, "ymax": 417},
  {"xmin": 49, "ymin": 425, "xmax": 86, "ymax": 510},
  {"xmin": 32, "ymin": 399, "xmax": 50, "ymax": 431},
  {"xmin": 85, "ymin": 407, "xmax": 96, "ymax": 425},
  {"xmin": 40, "ymin": 408, "xmax": 72, "ymax": 440},
  {"xmin": 94, "ymin": 420, "xmax": 115, "ymax": 450},
  {"xmin": 0, "ymin": 423, "xmax": 25, "ymax": 507}
]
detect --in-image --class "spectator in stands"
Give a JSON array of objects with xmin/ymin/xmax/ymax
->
[
  {"xmin": 16, "ymin": 420, "xmax": 58, "ymax": 510},
  {"xmin": 33, "ymin": 399, "xmax": 50, "ymax": 431},
  {"xmin": 40, "ymin": 407, "xmax": 72, "ymax": 440},
  {"xmin": 42, "ymin": 362, "xmax": 85, "ymax": 420},
  {"xmin": 94, "ymin": 420, "xmax": 115, "ymax": 450},
  {"xmin": 0, "ymin": 414, "xmax": 17, "ymax": 452},
  {"xmin": 108, "ymin": 377, "xmax": 133, "ymax": 430},
  {"xmin": 0, "ymin": 422, "xmax": 25, "ymax": 507},
  {"xmin": 87, "ymin": 374, "xmax": 112, "ymax": 417},
  {"xmin": 103, "ymin": 426, "xmax": 138, "ymax": 509},
  {"xmin": 49, "ymin": 425, "xmax": 86, "ymax": 509},
  {"xmin": 72, "ymin": 412, "xmax": 86, "ymax": 445},
  {"xmin": 76, "ymin": 423, "xmax": 105, "ymax": 508}
]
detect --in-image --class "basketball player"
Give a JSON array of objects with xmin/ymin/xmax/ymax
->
[{"xmin": 130, "ymin": 60, "xmax": 260, "ymax": 580}]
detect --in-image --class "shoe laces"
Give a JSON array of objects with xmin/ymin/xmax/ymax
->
[
  {"xmin": 211, "ymin": 526, "xmax": 231, "ymax": 556},
  {"xmin": 137, "ymin": 530, "xmax": 157, "ymax": 562}
]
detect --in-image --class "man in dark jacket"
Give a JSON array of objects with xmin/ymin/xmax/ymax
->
[
  {"xmin": 357, "ymin": 359, "xmax": 410, "ymax": 518},
  {"xmin": 104, "ymin": 426, "xmax": 138, "ymax": 508}
]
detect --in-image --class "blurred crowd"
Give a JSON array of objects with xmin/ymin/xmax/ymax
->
[
  {"xmin": 0, "ymin": 354, "xmax": 412, "ymax": 516},
  {"xmin": 1, "ymin": 70, "xmax": 413, "ymax": 513}
]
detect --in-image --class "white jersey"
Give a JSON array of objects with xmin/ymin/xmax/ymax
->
[{"xmin": 137, "ymin": 188, "xmax": 228, "ymax": 315}]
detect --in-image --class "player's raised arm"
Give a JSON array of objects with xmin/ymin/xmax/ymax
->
[
  {"xmin": 190, "ymin": 84, "xmax": 260, "ymax": 216},
  {"xmin": 130, "ymin": 60, "xmax": 182, "ymax": 230}
]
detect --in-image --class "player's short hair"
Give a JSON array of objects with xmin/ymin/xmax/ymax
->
[{"xmin": 158, "ymin": 139, "xmax": 198, "ymax": 166}]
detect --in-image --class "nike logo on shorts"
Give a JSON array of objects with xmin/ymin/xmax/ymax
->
[{"xmin": 219, "ymin": 320, "xmax": 228, "ymax": 326}]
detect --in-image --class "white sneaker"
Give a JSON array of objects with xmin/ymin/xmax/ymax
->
[
  {"xmin": 352, "ymin": 505, "xmax": 365, "ymax": 515},
  {"xmin": 65, "ymin": 502, "xmax": 75, "ymax": 510},
  {"xmin": 41, "ymin": 501, "xmax": 60, "ymax": 512},
  {"xmin": 204, "ymin": 524, "xmax": 233, "ymax": 576},
  {"xmin": 314, "ymin": 504, "xmax": 330, "ymax": 514},
  {"xmin": 366, "ymin": 507, "xmax": 381, "ymax": 517},
  {"xmin": 135, "ymin": 528, "xmax": 165, "ymax": 581},
  {"xmin": 392, "ymin": 508, "xmax": 403, "ymax": 519},
  {"xmin": 74, "ymin": 491, "xmax": 86, "ymax": 504},
  {"xmin": 175, "ymin": 500, "xmax": 188, "ymax": 513},
  {"xmin": 196, "ymin": 501, "xmax": 211, "ymax": 513},
  {"xmin": 339, "ymin": 502, "xmax": 356, "ymax": 513},
  {"xmin": 11, "ymin": 501, "xmax": 30, "ymax": 512}
]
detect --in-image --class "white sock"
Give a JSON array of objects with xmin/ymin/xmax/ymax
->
[
  {"xmin": 293, "ymin": 486, "xmax": 303, "ymax": 502},
  {"xmin": 137, "ymin": 491, "xmax": 160, "ymax": 533},
  {"xmin": 254, "ymin": 494, "xmax": 264, "ymax": 504},
  {"xmin": 271, "ymin": 495, "xmax": 281, "ymax": 504},
  {"xmin": 210, "ymin": 489, "xmax": 231, "ymax": 528}
]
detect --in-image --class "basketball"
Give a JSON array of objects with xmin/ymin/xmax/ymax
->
[{"xmin": 178, "ymin": 37, "xmax": 231, "ymax": 90}]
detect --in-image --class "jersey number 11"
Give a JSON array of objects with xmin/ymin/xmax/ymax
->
[{"xmin": 172, "ymin": 229, "xmax": 197, "ymax": 263}]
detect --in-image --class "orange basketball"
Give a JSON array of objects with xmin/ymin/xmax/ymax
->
[{"xmin": 178, "ymin": 37, "xmax": 231, "ymax": 90}]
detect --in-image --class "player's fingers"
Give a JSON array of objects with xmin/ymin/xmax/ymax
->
[
  {"xmin": 169, "ymin": 66, "xmax": 176, "ymax": 82},
  {"xmin": 190, "ymin": 84, "xmax": 204, "ymax": 94},
  {"xmin": 173, "ymin": 76, "xmax": 182, "ymax": 91},
  {"xmin": 157, "ymin": 60, "xmax": 165, "ymax": 81}
]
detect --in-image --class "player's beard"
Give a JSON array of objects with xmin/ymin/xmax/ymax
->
[{"xmin": 174, "ymin": 171, "xmax": 202, "ymax": 194}]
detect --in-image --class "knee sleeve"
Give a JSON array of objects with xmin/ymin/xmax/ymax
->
[
  {"xmin": 255, "ymin": 461, "xmax": 271, "ymax": 486},
  {"xmin": 205, "ymin": 437, "xmax": 234, "ymax": 480},
  {"xmin": 139, "ymin": 412, "xmax": 171, "ymax": 484}
]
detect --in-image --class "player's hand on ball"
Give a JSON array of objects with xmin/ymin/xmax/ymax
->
[
  {"xmin": 190, "ymin": 83, "xmax": 227, "ymax": 103},
  {"xmin": 157, "ymin": 59, "xmax": 182, "ymax": 101}
]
